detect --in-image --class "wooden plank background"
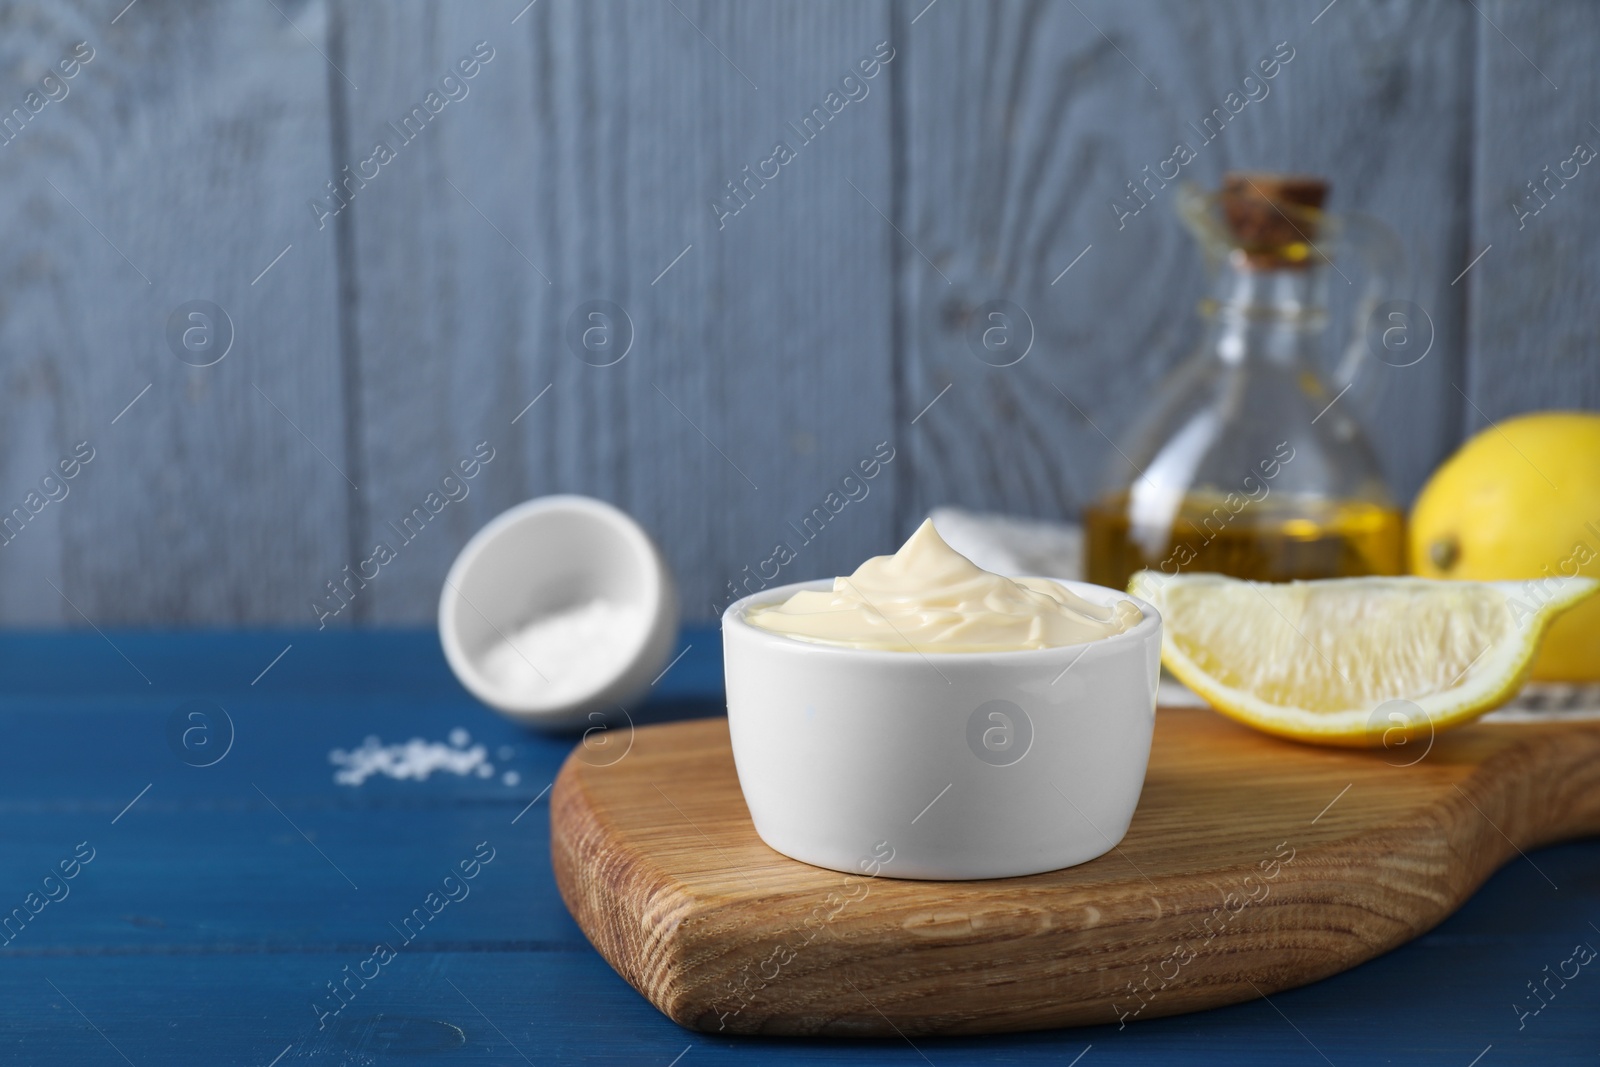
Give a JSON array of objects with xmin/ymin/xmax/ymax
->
[
  {"xmin": 1468, "ymin": 0, "xmax": 1600, "ymax": 420},
  {"xmin": 0, "ymin": 0, "xmax": 1592, "ymax": 625}
]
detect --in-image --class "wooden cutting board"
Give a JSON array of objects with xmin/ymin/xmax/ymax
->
[{"xmin": 551, "ymin": 708, "xmax": 1600, "ymax": 1037}]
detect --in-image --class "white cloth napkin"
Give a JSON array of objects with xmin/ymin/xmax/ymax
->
[{"xmin": 928, "ymin": 506, "xmax": 1084, "ymax": 582}]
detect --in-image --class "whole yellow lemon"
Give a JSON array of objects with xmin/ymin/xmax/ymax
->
[{"xmin": 1410, "ymin": 410, "xmax": 1600, "ymax": 681}]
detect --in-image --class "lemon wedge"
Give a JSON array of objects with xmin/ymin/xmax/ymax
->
[{"xmin": 1129, "ymin": 571, "xmax": 1599, "ymax": 746}]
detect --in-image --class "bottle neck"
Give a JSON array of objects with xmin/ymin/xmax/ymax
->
[{"xmin": 1201, "ymin": 258, "xmax": 1329, "ymax": 367}]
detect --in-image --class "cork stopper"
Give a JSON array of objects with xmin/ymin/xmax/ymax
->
[{"xmin": 1218, "ymin": 172, "xmax": 1328, "ymax": 269}]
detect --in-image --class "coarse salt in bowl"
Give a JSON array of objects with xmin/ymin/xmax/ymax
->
[{"xmin": 439, "ymin": 496, "xmax": 678, "ymax": 729}]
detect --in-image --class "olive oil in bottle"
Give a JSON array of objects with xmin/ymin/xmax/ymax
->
[
  {"xmin": 1084, "ymin": 491, "xmax": 1404, "ymax": 593},
  {"xmin": 1085, "ymin": 173, "xmax": 1406, "ymax": 592}
]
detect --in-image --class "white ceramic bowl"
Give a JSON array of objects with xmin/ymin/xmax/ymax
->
[
  {"xmin": 439, "ymin": 496, "xmax": 678, "ymax": 729},
  {"xmin": 722, "ymin": 579, "xmax": 1161, "ymax": 880}
]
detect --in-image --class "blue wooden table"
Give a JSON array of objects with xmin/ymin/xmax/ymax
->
[{"xmin": 3, "ymin": 627, "xmax": 1595, "ymax": 1065}]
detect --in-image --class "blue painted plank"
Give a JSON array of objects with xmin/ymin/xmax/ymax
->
[
  {"xmin": 0, "ymin": 806, "xmax": 587, "ymax": 952},
  {"xmin": 1, "ymin": 629, "xmax": 1596, "ymax": 1064},
  {"xmin": 3, "ymin": 842, "xmax": 1596, "ymax": 1064},
  {"xmin": 0, "ymin": 627, "xmax": 719, "ymax": 705},
  {"xmin": 0, "ymin": 628, "xmax": 723, "ymax": 807}
]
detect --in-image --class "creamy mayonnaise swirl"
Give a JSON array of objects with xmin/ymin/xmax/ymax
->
[{"xmin": 745, "ymin": 519, "xmax": 1142, "ymax": 652}]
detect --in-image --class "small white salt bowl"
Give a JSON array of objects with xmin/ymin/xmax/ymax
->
[
  {"xmin": 722, "ymin": 579, "xmax": 1162, "ymax": 880},
  {"xmin": 439, "ymin": 495, "xmax": 678, "ymax": 729}
]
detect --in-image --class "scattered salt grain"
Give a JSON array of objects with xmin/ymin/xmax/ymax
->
[
  {"xmin": 477, "ymin": 598, "xmax": 644, "ymax": 703},
  {"xmin": 330, "ymin": 731, "xmax": 507, "ymax": 787}
]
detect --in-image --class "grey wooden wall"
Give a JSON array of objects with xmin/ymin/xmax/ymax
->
[{"xmin": 0, "ymin": 0, "xmax": 1593, "ymax": 626}]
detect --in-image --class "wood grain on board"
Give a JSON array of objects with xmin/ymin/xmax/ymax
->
[{"xmin": 552, "ymin": 708, "xmax": 1600, "ymax": 1036}]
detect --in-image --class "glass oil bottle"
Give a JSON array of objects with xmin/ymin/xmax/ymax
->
[{"xmin": 1085, "ymin": 172, "xmax": 1405, "ymax": 592}]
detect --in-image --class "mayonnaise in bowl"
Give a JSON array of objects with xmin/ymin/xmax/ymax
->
[
  {"xmin": 723, "ymin": 522, "xmax": 1162, "ymax": 880},
  {"xmin": 745, "ymin": 519, "xmax": 1141, "ymax": 652}
]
